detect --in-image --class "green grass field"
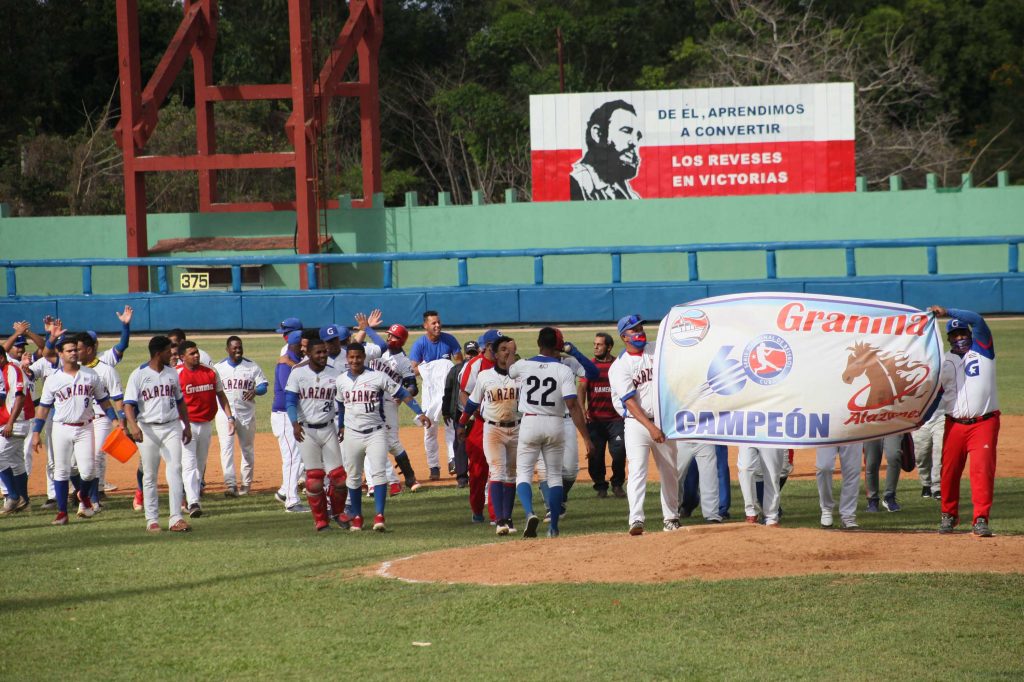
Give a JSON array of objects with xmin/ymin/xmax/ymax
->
[{"xmin": 3, "ymin": 319, "xmax": 1022, "ymax": 678}]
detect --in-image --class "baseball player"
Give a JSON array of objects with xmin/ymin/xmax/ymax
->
[
  {"xmin": 368, "ymin": 322, "xmax": 422, "ymax": 492},
  {"xmin": 737, "ymin": 445, "xmax": 788, "ymax": 526},
  {"xmin": 679, "ymin": 445, "xmax": 732, "ymax": 520},
  {"xmin": 460, "ymin": 335, "xmax": 520, "ymax": 535},
  {"xmin": 0, "ymin": 328, "xmax": 42, "ymax": 503},
  {"xmin": 25, "ymin": 336, "xmax": 61, "ymax": 508},
  {"xmin": 0, "ymin": 345, "xmax": 32, "ymax": 514},
  {"xmin": 580, "ymin": 332, "xmax": 627, "ymax": 498},
  {"xmin": 335, "ymin": 342, "xmax": 432, "ymax": 532},
  {"xmin": 275, "ymin": 317, "xmax": 304, "ymax": 356},
  {"xmin": 167, "ymin": 328, "xmax": 212, "ymax": 366},
  {"xmin": 912, "ymin": 407, "xmax": 944, "ymax": 499},
  {"xmin": 928, "ymin": 306, "xmax": 1000, "ymax": 537},
  {"xmin": 76, "ymin": 332, "xmax": 125, "ymax": 510},
  {"xmin": 674, "ymin": 441, "xmax": 722, "ymax": 524},
  {"xmin": 178, "ymin": 340, "xmax": 234, "ymax": 517},
  {"xmin": 509, "ymin": 327, "xmax": 593, "ymax": 539},
  {"xmin": 458, "ymin": 329, "xmax": 503, "ymax": 522},
  {"xmin": 409, "ymin": 310, "xmax": 462, "ymax": 479},
  {"xmin": 271, "ymin": 330, "xmax": 309, "ymax": 513},
  {"xmin": 123, "ymin": 335, "xmax": 193, "ymax": 532},
  {"xmin": 608, "ymin": 315, "xmax": 680, "ymax": 535},
  {"xmin": 30, "ymin": 334, "xmax": 118, "ymax": 526},
  {"xmin": 213, "ymin": 336, "xmax": 268, "ymax": 497},
  {"xmin": 285, "ymin": 337, "xmax": 348, "ymax": 532},
  {"xmin": 863, "ymin": 435, "xmax": 904, "ymax": 512},
  {"xmin": 815, "ymin": 443, "xmax": 863, "ymax": 529}
]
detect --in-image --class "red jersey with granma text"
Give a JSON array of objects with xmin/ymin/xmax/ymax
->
[
  {"xmin": 177, "ymin": 363, "xmax": 222, "ymax": 422},
  {"xmin": 583, "ymin": 357, "xmax": 621, "ymax": 422}
]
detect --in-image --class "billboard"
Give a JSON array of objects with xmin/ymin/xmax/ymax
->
[
  {"xmin": 530, "ymin": 82, "xmax": 855, "ymax": 201},
  {"xmin": 652, "ymin": 293, "xmax": 942, "ymax": 447}
]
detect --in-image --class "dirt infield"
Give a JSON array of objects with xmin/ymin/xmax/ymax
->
[
  {"xmin": 31, "ymin": 414, "xmax": 1024, "ymax": 497},
  {"xmin": 368, "ymin": 524, "xmax": 1024, "ymax": 585}
]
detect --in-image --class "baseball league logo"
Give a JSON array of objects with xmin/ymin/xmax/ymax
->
[
  {"xmin": 842, "ymin": 341, "xmax": 930, "ymax": 411},
  {"xmin": 741, "ymin": 334, "xmax": 793, "ymax": 386},
  {"xmin": 669, "ymin": 309, "xmax": 710, "ymax": 347}
]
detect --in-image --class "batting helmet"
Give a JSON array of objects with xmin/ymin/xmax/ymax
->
[{"xmin": 386, "ymin": 324, "xmax": 409, "ymax": 349}]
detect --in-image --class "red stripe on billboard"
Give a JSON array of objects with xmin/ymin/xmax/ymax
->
[{"xmin": 532, "ymin": 141, "xmax": 855, "ymax": 202}]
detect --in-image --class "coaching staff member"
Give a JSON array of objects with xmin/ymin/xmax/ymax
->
[{"xmin": 580, "ymin": 332, "xmax": 626, "ymax": 498}]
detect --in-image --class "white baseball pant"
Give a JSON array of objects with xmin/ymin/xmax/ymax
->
[
  {"xmin": 40, "ymin": 421, "xmax": 56, "ymax": 499},
  {"xmin": 423, "ymin": 419, "xmax": 454, "ymax": 470},
  {"xmin": 343, "ymin": 427, "xmax": 388, "ymax": 488},
  {"xmin": 92, "ymin": 415, "xmax": 112, "ymax": 492},
  {"xmin": 368, "ymin": 400, "xmax": 402, "ymax": 485},
  {"xmin": 0, "ymin": 434, "xmax": 26, "ymax": 475},
  {"xmin": 623, "ymin": 418, "xmax": 680, "ymax": 526},
  {"xmin": 215, "ymin": 411, "xmax": 256, "ymax": 491},
  {"xmin": 483, "ymin": 422, "xmax": 518, "ymax": 484},
  {"xmin": 913, "ymin": 412, "xmax": 944, "ymax": 494},
  {"xmin": 271, "ymin": 411, "xmax": 303, "ymax": 507},
  {"xmin": 815, "ymin": 444, "xmax": 862, "ymax": 524},
  {"xmin": 737, "ymin": 446, "xmax": 786, "ymax": 523},
  {"xmin": 675, "ymin": 441, "xmax": 721, "ymax": 521},
  {"xmin": 51, "ymin": 421, "xmax": 96, "ymax": 482},
  {"xmin": 138, "ymin": 420, "xmax": 184, "ymax": 529},
  {"xmin": 298, "ymin": 423, "xmax": 343, "ymax": 472},
  {"xmin": 364, "ymin": 453, "xmax": 400, "ymax": 486},
  {"xmin": 181, "ymin": 420, "xmax": 214, "ymax": 507},
  {"xmin": 515, "ymin": 415, "xmax": 566, "ymax": 489}
]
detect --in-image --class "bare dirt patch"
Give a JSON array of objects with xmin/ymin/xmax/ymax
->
[{"xmin": 368, "ymin": 524, "xmax": 1024, "ymax": 585}]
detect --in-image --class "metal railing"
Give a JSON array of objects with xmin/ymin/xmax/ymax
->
[{"xmin": 3, "ymin": 236, "xmax": 1021, "ymax": 296}]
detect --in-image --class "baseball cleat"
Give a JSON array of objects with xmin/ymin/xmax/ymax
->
[
  {"xmin": 239, "ymin": 485, "xmax": 251, "ymax": 496},
  {"xmin": 765, "ymin": 520, "xmax": 781, "ymax": 528},
  {"xmin": 187, "ymin": 503, "xmax": 203, "ymax": 518},
  {"xmin": 334, "ymin": 513, "xmax": 352, "ymax": 530},
  {"xmin": 663, "ymin": 518, "xmax": 680, "ymax": 532},
  {"xmin": 14, "ymin": 497, "xmax": 30, "ymax": 513},
  {"xmin": 882, "ymin": 494, "xmax": 901, "ymax": 513},
  {"xmin": 543, "ymin": 510, "xmax": 551, "ymax": 524},
  {"xmin": 865, "ymin": 498, "xmax": 880, "ymax": 513},
  {"xmin": 939, "ymin": 513, "xmax": 957, "ymax": 534},
  {"xmin": 839, "ymin": 519, "xmax": 860, "ymax": 530},
  {"xmin": 316, "ymin": 522, "xmax": 332, "ymax": 532},
  {"xmin": 448, "ymin": 461, "xmax": 457, "ymax": 476},
  {"xmin": 169, "ymin": 519, "xmax": 192, "ymax": 533},
  {"xmin": 52, "ymin": 512, "xmax": 69, "ymax": 526},
  {"xmin": 103, "ymin": 482, "xmax": 118, "ymax": 492},
  {"xmin": 224, "ymin": 487, "xmax": 238, "ymax": 498},
  {"xmin": 40, "ymin": 498, "xmax": 57, "ymax": 510},
  {"xmin": 496, "ymin": 521, "xmax": 510, "ymax": 536},
  {"xmin": 407, "ymin": 480, "xmax": 422, "ymax": 492},
  {"xmin": 629, "ymin": 520, "xmax": 644, "ymax": 536},
  {"xmin": 0, "ymin": 498, "xmax": 19, "ymax": 515},
  {"xmin": 350, "ymin": 515, "xmax": 364, "ymax": 532},
  {"xmin": 932, "ymin": 490, "xmax": 942, "ymax": 500},
  {"xmin": 745, "ymin": 515, "xmax": 758, "ymax": 524},
  {"xmin": 274, "ymin": 491, "xmax": 287, "ymax": 504},
  {"xmin": 921, "ymin": 486, "xmax": 931, "ymax": 498},
  {"xmin": 820, "ymin": 511, "xmax": 834, "ymax": 529},
  {"xmin": 471, "ymin": 514, "xmax": 485, "ymax": 523},
  {"xmin": 76, "ymin": 503, "xmax": 95, "ymax": 519},
  {"xmin": 523, "ymin": 514, "xmax": 540, "ymax": 538},
  {"xmin": 596, "ymin": 488, "xmax": 608, "ymax": 499},
  {"xmin": 428, "ymin": 467, "xmax": 440, "ymax": 481},
  {"xmin": 373, "ymin": 514, "xmax": 386, "ymax": 532},
  {"xmin": 972, "ymin": 517, "xmax": 993, "ymax": 537},
  {"xmin": 146, "ymin": 521, "xmax": 161, "ymax": 533},
  {"xmin": 389, "ymin": 482, "xmax": 402, "ymax": 497},
  {"xmin": 285, "ymin": 503, "xmax": 310, "ymax": 513},
  {"xmin": 547, "ymin": 527, "xmax": 559, "ymax": 538},
  {"xmin": 132, "ymin": 490, "xmax": 144, "ymax": 511},
  {"xmin": 612, "ymin": 485, "xmax": 626, "ymax": 499},
  {"xmin": 705, "ymin": 518, "xmax": 723, "ymax": 524}
]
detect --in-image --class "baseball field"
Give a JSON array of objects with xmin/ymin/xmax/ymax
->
[{"xmin": 3, "ymin": 322, "xmax": 1023, "ymax": 679}]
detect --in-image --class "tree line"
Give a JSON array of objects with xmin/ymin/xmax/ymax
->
[{"xmin": 1, "ymin": 0, "xmax": 1021, "ymax": 216}]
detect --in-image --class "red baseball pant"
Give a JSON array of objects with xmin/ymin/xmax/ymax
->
[{"xmin": 940, "ymin": 414, "xmax": 999, "ymax": 524}]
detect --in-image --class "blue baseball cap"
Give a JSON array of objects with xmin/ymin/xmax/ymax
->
[
  {"xmin": 286, "ymin": 330, "xmax": 303, "ymax": 345},
  {"xmin": 11, "ymin": 335, "xmax": 27, "ymax": 347},
  {"xmin": 478, "ymin": 329, "xmax": 502, "ymax": 349},
  {"xmin": 946, "ymin": 319, "xmax": 971, "ymax": 334},
  {"xmin": 617, "ymin": 314, "xmax": 644, "ymax": 336},
  {"xmin": 275, "ymin": 317, "xmax": 303, "ymax": 334},
  {"xmin": 320, "ymin": 324, "xmax": 342, "ymax": 341}
]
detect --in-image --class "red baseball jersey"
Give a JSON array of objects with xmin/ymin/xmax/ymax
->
[
  {"xmin": 177, "ymin": 363, "xmax": 222, "ymax": 423},
  {"xmin": 583, "ymin": 357, "xmax": 620, "ymax": 422}
]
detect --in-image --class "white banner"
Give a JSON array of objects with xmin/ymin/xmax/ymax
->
[{"xmin": 653, "ymin": 293, "xmax": 943, "ymax": 447}]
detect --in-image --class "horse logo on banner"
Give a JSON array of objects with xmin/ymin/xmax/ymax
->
[{"xmin": 842, "ymin": 342, "xmax": 930, "ymax": 411}]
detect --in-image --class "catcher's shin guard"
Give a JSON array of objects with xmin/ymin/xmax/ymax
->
[
  {"xmin": 393, "ymin": 452, "xmax": 416, "ymax": 484},
  {"xmin": 327, "ymin": 466, "xmax": 348, "ymax": 519},
  {"xmin": 306, "ymin": 470, "xmax": 329, "ymax": 529}
]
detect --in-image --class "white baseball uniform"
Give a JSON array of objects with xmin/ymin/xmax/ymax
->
[
  {"xmin": 468, "ymin": 367, "xmax": 520, "ymax": 484},
  {"xmin": 0, "ymin": 361, "xmax": 30, "ymax": 477},
  {"xmin": 213, "ymin": 356, "xmax": 267, "ymax": 491},
  {"xmin": 508, "ymin": 357, "xmax": 578, "ymax": 489},
  {"xmin": 285, "ymin": 362, "xmax": 343, "ymax": 473},
  {"xmin": 336, "ymin": 368, "xmax": 402, "ymax": 489},
  {"xmin": 27, "ymin": 357, "xmax": 59, "ymax": 498},
  {"xmin": 365, "ymin": 356, "xmax": 410, "ymax": 484},
  {"xmin": 675, "ymin": 441, "xmax": 721, "ymax": 522},
  {"xmin": 912, "ymin": 407, "xmax": 945, "ymax": 495},
  {"xmin": 85, "ymin": 358, "xmax": 123, "ymax": 495},
  {"xmin": 39, "ymin": 366, "xmax": 109, "ymax": 482},
  {"xmin": 815, "ymin": 442, "xmax": 863, "ymax": 526},
  {"xmin": 124, "ymin": 364, "xmax": 185, "ymax": 529},
  {"xmin": 737, "ymin": 445, "xmax": 787, "ymax": 524},
  {"xmin": 608, "ymin": 346, "xmax": 680, "ymax": 526}
]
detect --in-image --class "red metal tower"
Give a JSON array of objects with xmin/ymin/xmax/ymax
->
[{"xmin": 114, "ymin": 0, "xmax": 383, "ymax": 291}]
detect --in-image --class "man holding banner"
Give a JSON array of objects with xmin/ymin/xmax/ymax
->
[{"xmin": 929, "ymin": 306, "xmax": 999, "ymax": 537}]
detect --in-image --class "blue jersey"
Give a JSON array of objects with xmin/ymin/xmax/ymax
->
[{"xmin": 409, "ymin": 333, "xmax": 461, "ymax": 363}]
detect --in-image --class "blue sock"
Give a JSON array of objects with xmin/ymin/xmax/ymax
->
[
  {"xmin": 539, "ymin": 481, "xmax": 550, "ymax": 510},
  {"xmin": 54, "ymin": 480, "xmax": 69, "ymax": 514},
  {"xmin": 502, "ymin": 483, "xmax": 515, "ymax": 521},
  {"xmin": 90, "ymin": 478, "xmax": 100, "ymax": 505},
  {"xmin": 373, "ymin": 484, "xmax": 386, "ymax": 515},
  {"xmin": 136, "ymin": 467, "xmax": 143, "ymax": 491},
  {"xmin": 0, "ymin": 468, "xmax": 16, "ymax": 499},
  {"xmin": 547, "ymin": 485, "xmax": 564, "ymax": 533},
  {"xmin": 14, "ymin": 472, "xmax": 29, "ymax": 500},
  {"xmin": 516, "ymin": 482, "xmax": 534, "ymax": 517},
  {"xmin": 488, "ymin": 482, "xmax": 504, "ymax": 521},
  {"xmin": 755, "ymin": 480, "xmax": 764, "ymax": 508},
  {"xmin": 348, "ymin": 486, "xmax": 362, "ymax": 518},
  {"xmin": 70, "ymin": 473, "xmax": 82, "ymax": 494}
]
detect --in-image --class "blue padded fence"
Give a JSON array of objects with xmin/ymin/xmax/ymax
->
[{"xmin": 2, "ymin": 236, "xmax": 1021, "ymax": 331}]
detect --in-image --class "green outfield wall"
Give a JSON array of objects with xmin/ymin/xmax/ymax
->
[{"xmin": 2, "ymin": 175, "xmax": 1023, "ymax": 296}]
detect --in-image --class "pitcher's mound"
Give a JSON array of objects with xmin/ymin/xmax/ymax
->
[{"xmin": 368, "ymin": 524, "xmax": 1024, "ymax": 585}]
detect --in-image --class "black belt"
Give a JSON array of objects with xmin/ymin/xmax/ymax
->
[
  {"xmin": 347, "ymin": 425, "xmax": 383, "ymax": 435},
  {"xmin": 485, "ymin": 419, "xmax": 520, "ymax": 428},
  {"xmin": 303, "ymin": 421, "xmax": 332, "ymax": 429},
  {"xmin": 948, "ymin": 411, "xmax": 999, "ymax": 425}
]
